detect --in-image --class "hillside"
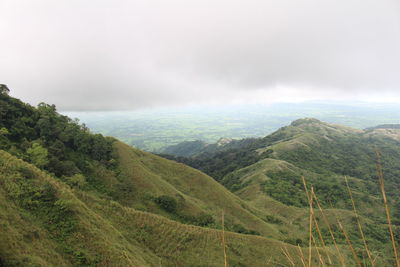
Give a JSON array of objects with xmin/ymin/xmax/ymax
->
[
  {"xmin": 1, "ymin": 87, "xmax": 399, "ymax": 266},
  {"xmin": 162, "ymin": 118, "xmax": 400, "ymax": 265},
  {"xmin": 167, "ymin": 118, "xmax": 400, "ymax": 210},
  {"xmin": 3, "ymin": 148, "xmax": 347, "ymax": 266},
  {"xmin": 0, "ymin": 88, "xmax": 344, "ymax": 266}
]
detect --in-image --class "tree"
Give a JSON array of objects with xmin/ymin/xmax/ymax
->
[
  {"xmin": 27, "ymin": 142, "xmax": 49, "ymax": 168},
  {"xmin": 0, "ymin": 128, "xmax": 9, "ymax": 136},
  {"xmin": 0, "ymin": 127, "xmax": 10, "ymax": 148},
  {"xmin": 0, "ymin": 84, "xmax": 10, "ymax": 95}
]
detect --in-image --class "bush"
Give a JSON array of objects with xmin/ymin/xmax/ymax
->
[
  {"xmin": 265, "ymin": 215, "xmax": 283, "ymax": 225},
  {"xmin": 195, "ymin": 213, "xmax": 215, "ymax": 226},
  {"xmin": 284, "ymin": 238, "xmax": 303, "ymax": 246},
  {"xmin": 155, "ymin": 195, "xmax": 177, "ymax": 213},
  {"xmin": 65, "ymin": 174, "xmax": 87, "ymax": 189},
  {"xmin": 18, "ymin": 166, "xmax": 36, "ymax": 179},
  {"xmin": 26, "ymin": 142, "xmax": 49, "ymax": 168},
  {"xmin": 230, "ymin": 224, "xmax": 260, "ymax": 236}
]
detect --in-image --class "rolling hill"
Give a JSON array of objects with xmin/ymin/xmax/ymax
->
[{"xmin": 1, "ymin": 87, "xmax": 399, "ymax": 266}]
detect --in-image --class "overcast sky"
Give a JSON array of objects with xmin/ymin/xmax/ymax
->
[{"xmin": 1, "ymin": 0, "xmax": 400, "ymax": 111}]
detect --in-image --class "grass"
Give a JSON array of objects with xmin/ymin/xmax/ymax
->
[
  {"xmin": 113, "ymin": 141, "xmax": 283, "ymax": 238},
  {"xmin": 221, "ymin": 211, "xmax": 228, "ymax": 267},
  {"xmin": 0, "ymin": 147, "xmax": 336, "ymax": 266},
  {"xmin": 1, "ymin": 137, "xmax": 399, "ymax": 266},
  {"xmin": 295, "ymin": 150, "xmax": 400, "ymax": 267},
  {"xmin": 345, "ymin": 175, "xmax": 374, "ymax": 265},
  {"xmin": 376, "ymin": 149, "xmax": 400, "ymax": 267}
]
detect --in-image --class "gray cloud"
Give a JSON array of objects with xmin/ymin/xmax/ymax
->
[{"xmin": 1, "ymin": 0, "xmax": 400, "ymax": 110}]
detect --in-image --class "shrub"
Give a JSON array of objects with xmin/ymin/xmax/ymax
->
[
  {"xmin": 18, "ymin": 166, "xmax": 36, "ymax": 179},
  {"xmin": 195, "ymin": 213, "xmax": 215, "ymax": 226},
  {"xmin": 65, "ymin": 174, "xmax": 87, "ymax": 189},
  {"xmin": 155, "ymin": 195, "xmax": 177, "ymax": 213},
  {"xmin": 26, "ymin": 142, "xmax": 49, "ymax": 168},
  {"xmin": 284, "ymin": 238, "xmax": 303, "ymax": 246},
  {"xmin": 231, "ymin": 224, "xmax": 260, "ymax": 236},
  {"xmin": 265, "ymin": 215, "xmax": 283, "ymax": 224}
]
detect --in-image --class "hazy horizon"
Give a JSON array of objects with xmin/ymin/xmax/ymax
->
[{"xmin": 62, "ymin": 101, "xmax": 400, "ymax": 151}]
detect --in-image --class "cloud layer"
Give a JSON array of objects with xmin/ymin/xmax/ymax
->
[{"xmin": 1, "ymin": 0, "xmax": 400, "ymax": 110}]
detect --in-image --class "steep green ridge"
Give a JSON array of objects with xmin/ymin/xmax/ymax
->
[
  {"xmin": 112, "ymin": 141, "xmax": 281, "ymax": 238},
  {"xmin": 166, "ymin": 118, "xmax": 400, "ymax": 206}
]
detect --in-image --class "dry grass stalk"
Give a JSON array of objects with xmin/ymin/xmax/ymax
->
[
  {"xmin": 221, "ymin": 211, "xmax": 228, "ymax": 267},
  {"xmin": 281, "ymin": 247, "xmax": 296, "ymax": 267},
  {"xmin": 344, "ymin": 176, "xmax": 374, "ymax": 266},
  {"xmin": 312, "ymin": 210, "xmax": 333, "ymax": 266},
  {"xmin": 375, "ymin": 149, "xmax": 400, "ymax": 267},
  {"xmin": 336, "ymin": 218, "xmax": 362, "ymax": 267},
  {"xmin": 312, "ymin": 192, "xmax": 346, "ymax": 267},
  {"xmin": 311, "ymin": 234, "xmax": 326, "ymax": 267},
  {"xmin": 301, "ymin": 176, "xmax": 314, "ymax": 267},
  {"xmin": 265, "ymin": 256, "xmax": 272, "ymax": 267},
  {"xmin": 297, "ymin": 245, "xmax": 307, "ymax": 267}
]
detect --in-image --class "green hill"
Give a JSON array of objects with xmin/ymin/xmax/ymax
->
[
  {"xmin": 162, "ymin": 118, "xmax": 400, "ymax": 265},
  {"xmin": 3, "ymin": 148, "xmax": 340, "ymax": 266},
  {"xmin": 1, "ymin": 87, "xmax": 398, "ymax": 266}
]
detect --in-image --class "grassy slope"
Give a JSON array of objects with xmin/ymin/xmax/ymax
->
[
  {"xmin": 0, "ymin": 149, "xmax": 344, "ymax": 266},
  {"xmin": 114, "ymin": 141, "xmax": 281, "ymax": 238},
  {"xmin": 2, "ymin": 116, "xmax": 398, "ymax": 266},
  {"xmin": 224, "ymin": 158, "xmax": 383, "ymax": 234},
  {"xmin": 212, "ymin": 119, "xmax": 398, "ymax": 265}
]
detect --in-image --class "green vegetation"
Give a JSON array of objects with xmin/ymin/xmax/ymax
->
[
  {"xmin": 155, "ymin": 195, "xmax": 178, "ymax": 213},
  {"xmin": 0, "ymin": 88, "xmax": 114, "ymax": 180},
  {"xmin": 161, "ymin": 118, "xmax": 400, "ymax": 265},
  {"xmin": 0, "ymin": 130, "xmax": 331, "ymax": 266},
  {"xmin": 26, "ymin": 142, "xmax": 49, "ymax": 168},
  {"xmin": 1, "ymin": 87, "xmax": 400, "ymax": 266}
]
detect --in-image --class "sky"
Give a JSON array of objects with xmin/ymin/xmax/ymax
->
[{"xmin": 1, "ymin": 0, "xmax": 400, "ymax": 111}]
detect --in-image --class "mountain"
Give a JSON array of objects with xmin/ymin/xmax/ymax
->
[
  {"xmin": 168, "ymin": 118, "xmax": 400, "ymax": 209},
  {"xmin": 366, "ymin": 124, "xmax": 400, "ymax": 130},
  {"xmin": 159, "ymin": 137, "xmax": 257, "ymax": 158},
  {"xmin": 1, "ymin": 87, "xmax": 398, "ymax": 266},
  {"xmin": 161, "ymin": 118, "xmax": 400, "ymax": 265}
]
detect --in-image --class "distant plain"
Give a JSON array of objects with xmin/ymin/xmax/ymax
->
[{"xmin": 64, "ymin": 102, "xmax": 400, "ymax": 151}]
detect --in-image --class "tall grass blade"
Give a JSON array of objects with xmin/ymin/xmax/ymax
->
[
  {"xmin": 312, "ymin": 192, "xmax": 346, "ymax": 267},
  {"xmin": 301, "ymin": 176, "xmax": 313, "ymax": 267},
  {"xmin": 281, "ymin": 247, "xmax": 296, "ymax": 267},
  {"xmin": 375, "ymin": 149, "xmax": 400, "ymax": 267},
  {"xmin": 344, "ymin": 176, "xmax": 374, "ymax": 266},
  {"xmin": 221, "ymin": 211, "xmax": 228, "ymax": 267},
  {"xmin": 297, "ymin": 245, "xmax": 307, "ymax": 267},
  {"xmin": 312, "ymin": 215, "xmax": 331, "ymax": 266},
  {"xmin": 336, "ymin": 217, "xmax": 362, "ymax": 267},
  {"xmin": 311, "ymin": 234, "xmax": 326, "ymax": 267}
]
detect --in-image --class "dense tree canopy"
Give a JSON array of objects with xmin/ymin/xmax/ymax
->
[{"xmin": 0, "ymin": 87, "xmax": 114, "ymax": 178}]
